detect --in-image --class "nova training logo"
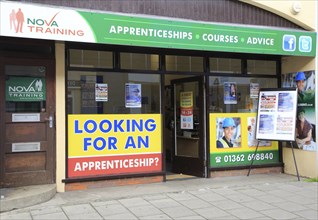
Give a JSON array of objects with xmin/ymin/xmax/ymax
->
[
  {"xmin": 8, "ymin": 7, "xmax": 84, "ymax": 37},
  {"xmin": 9, "ymin": 8, "xmax": 24, "ymax": 33}
]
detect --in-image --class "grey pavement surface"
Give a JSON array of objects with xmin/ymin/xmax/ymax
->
[{"xmin": 0, "ymin": 173, "xmax": 317, "ymax": 219}]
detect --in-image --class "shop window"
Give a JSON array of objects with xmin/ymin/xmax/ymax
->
[
  {"xmin": 166, "ymin": 55, "xmax": 203, "ymax": 72},
  {"xmin": 67, "ymin": 71, "xmax": 160, "ymax": 114},
  {"xmin": 69, "ymin": 49, "xmax": 113, "ymax": 68},
  {"xmin": 120, "ymin": 53, "xmax": 159, "ymax": 71},
  {"xmin": 208, "ymin": 76, "xmax": 277, "ymax": 113},
  {"xmin": 247, "ymin": 60, "xmax": 276, "ymax": 75},
  {"xmin": 209, "ymin": 58, "xmax": 241, "ymax": 74}
]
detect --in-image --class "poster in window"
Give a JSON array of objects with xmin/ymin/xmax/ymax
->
[
  {"xmin": 255, "ymin": 88, "xmax": 298, "ymax": 141},
  {"xmin": 95, "ymin": 83, "xmax": 108, "ymax": 102},
  {"xmin": 282, "ymin": 70, "xmax": 316, "ymax": 151},
  {"xmin": 250, "ymin": 83, "xmax": 259, "ymax": 98},
  {"xmin": 224, "ymin": 82, "xmax": 237, "ymax": 104},
  {"xmin": 125, "ymin": 83, "xmax": 142, "ymax": 108},
  {"xmin": 216, "ymin": 117, "xmax": 241, "ymax": 148},
  {"xmin": 247, "ymin": 116, "xmax": 271, "ymax": 147},
  {"xmin": 180, "ymin": 91, "xmax": 193, "ymax": 129},
  {"xmin": 210, "ymin": 113, "xmax": 279, "ymax": 168}
]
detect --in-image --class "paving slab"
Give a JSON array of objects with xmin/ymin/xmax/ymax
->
[
  {"xmin": 0, "ymin": 212, "xmax": 32, "ymax": 220},
  {"xmin": 178, "ymin": 198, "xmax": 212, "ymax": 209},
  {"xmin": 118, "ymin": 197, "xmax": 150, "ymax": 208},
  {"xmin": 32, "ymin": 212, "xmax": 68, "ymax": 220},
  {"xmin": 227, "ymin": 207, "xmax": 266, "ymax": 219},
  {"xmin": 149, "ymin": 198, "xmax": 182, "ymax": 209},
  {"xmin": 139, "ymin": 214, "xmax": 172, "ymax": 219},
  {"xmin": 128, "ymin": 205, "xmax": 163, "ymax": 217},
  {"xmin": 93, "ymin": 202, "xmax": 128, "ymax": 216},
  {"xmin": 193, "ymin": 206, "xmax": 230, "ymax": 219},
  {"xmin": 241, "ymin": 200, "xmax": 275, "ymax": 211},
  {"xmin": 272, "ymin": 201, "xmax": 309, "ymax": 212},
  {"xmin": 260, "ymin": 208, "xmax": 300, "ymax": 219},
  {"xmin": 212, "ymin": 199, "xmax": 244, "ymax": 210},
  {"xmin": 295, "ymin": 209, "xmax": 318, "ymax": 219},
  {"xmin": 161, "ymin": 206, "xmax": 196, "ymax": 218}
]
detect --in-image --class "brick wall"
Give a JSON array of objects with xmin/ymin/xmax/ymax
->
[{"xmin": 65, "ymin": 175, "xmax": 164, "ymax": 191}]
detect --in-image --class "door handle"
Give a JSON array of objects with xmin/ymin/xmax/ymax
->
[
  {"xmin": 170, "ymin": 120, "xmax": 175, "ymax": 129},
  {"xmin": 45, "ymin": 115, "xmax": 54, "ymax": 128}
]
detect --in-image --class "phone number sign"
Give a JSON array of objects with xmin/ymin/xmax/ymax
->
[{"xmin": 211, "ymin": 150, "xmax": 279, "ymax": 167}]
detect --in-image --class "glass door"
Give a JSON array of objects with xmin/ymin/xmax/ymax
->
[{"xmin": 171, "ymin": 76, "xmax": 206, "ymax": 177}]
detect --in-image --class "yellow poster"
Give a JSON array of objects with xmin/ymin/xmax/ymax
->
[
  {"xmin": 68, "ymin": 114, "xmax": 162, "ymax": 157},
  {"xmin": 68, "ymin": 114, "xmax": 162, "ymax": 177},
  {"xmin": 180, "ymin": 91, "xmax": 193, "ymax": 129},
  {"xmin": 210, "ymin": 113, "xmax": 278, "ymax": 167}
]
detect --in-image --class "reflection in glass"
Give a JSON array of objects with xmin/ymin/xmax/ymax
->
[
  {"xmin": 209, "ymin": 77, "xmax": 277, "ymax": 113},
  {"xmin": 67, "ymin": 71, "xmax": 161, "ymax": 114}
]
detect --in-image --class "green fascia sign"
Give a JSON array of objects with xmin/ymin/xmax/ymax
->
[
  {"xmin": 6, "ymin": 77, "xmax": 46, "ymax": 102},
  {"xmin": 79, "ymin": 12, "xmax": 316, "ymax": 56}
]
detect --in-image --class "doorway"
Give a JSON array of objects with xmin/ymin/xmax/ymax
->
[
  {"xmin": 0, "ymin": 57, "xmax": 56, "ymax": 187},
  {"xmin": 165, "ymin": 76, "xmax": 207, "ymax": 178}
]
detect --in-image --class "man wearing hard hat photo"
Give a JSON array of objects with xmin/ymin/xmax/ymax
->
[
  {"xmin": 217, "ymin": 117, "xmax": 236, "ymax": 148},
  {"xmin": 295, "ymin": 71, "xmax": 314, "ymax": 105}
]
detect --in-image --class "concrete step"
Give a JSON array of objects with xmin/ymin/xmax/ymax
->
[{"xmin": 0, "ymin": 184, "xmax": 56, "ymax": 212}]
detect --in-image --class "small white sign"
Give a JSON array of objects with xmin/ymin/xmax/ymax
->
[{"xmin": 95, "ymin": 83, "xmax": 108, "ymax": 102}]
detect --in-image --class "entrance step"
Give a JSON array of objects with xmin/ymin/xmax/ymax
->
[
  {"xmin": 0, "ymin": 184, "xmax": 56, "ymax": 213},
  {"xmin": 166, "ymin": 172, "xmax": 197, "ymax": 181}
]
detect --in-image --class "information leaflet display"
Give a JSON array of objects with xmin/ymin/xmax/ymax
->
[
  {"xmin": 256, "ymin": 88, "xmax": 298, "ymax": 141},
  {"xmin": 250, "ymin": 88, "xmax": 299, "ymax": 180}
]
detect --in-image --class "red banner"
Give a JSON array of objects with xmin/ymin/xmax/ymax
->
[{"xmin": 68, "ymin": 153, "xmax": 162, "ymax": 177}]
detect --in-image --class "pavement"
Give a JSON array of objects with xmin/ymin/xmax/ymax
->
[{"xmin": 0, "ymin": 173, "xmax": 317, "ymax": 219}]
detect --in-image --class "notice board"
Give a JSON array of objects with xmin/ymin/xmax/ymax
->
[{"xmin": 255, "ymin": 88, "xmax": 298, "ymax": 141}]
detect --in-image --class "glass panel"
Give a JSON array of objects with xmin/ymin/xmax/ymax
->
[
  {"xmin": 175, "ymin": 81, "xmax": 199, "ymax": 158},
  {"xmin": 67, "ymin": 71, "xmax": 160, "ymax": 114},
  {"xmin": 209, "ymin": 58, "xmax": 241, "ymax": 74},
  {"xmin": 166, "ymin": 55, "xmax": 203, "ymax": 72},
  {"xmin": 247, "ymin": 60, "xmax": 276, "ymax": 75},
  {"xmin": 120, "ymin": 53, "xmax": 159, "ymax": 70},
  {"xmin": 208, "ymin": 76, "xmax": 277, "ymax": 113},
  {"xmin": 69, "ymin": 49, "xmax": 113, "ymax": 68},
  {"xmin": 5, "ymin": 65, "xmax": 46, "ymax": 113}
]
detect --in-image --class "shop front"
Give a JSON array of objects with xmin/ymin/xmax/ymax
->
[{"xmin": 0, "ymin": 1, "xmax": 316, "ymax": 191}]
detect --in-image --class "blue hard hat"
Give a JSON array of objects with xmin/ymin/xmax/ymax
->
[
  {"xmin": 222, "ymin": 118, "xmax": 236, "ymax": 128},
  {"xmin": 295, "ymin": 72, "xmax": 306, "ymax": 81}
]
